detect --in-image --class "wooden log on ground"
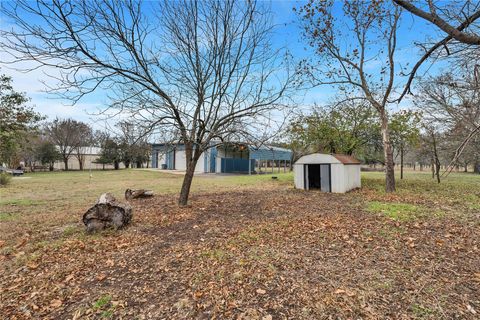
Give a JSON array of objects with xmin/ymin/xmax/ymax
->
[
  {"xmin": 125, "ymin": 188, "xmax": 154, "ymax": 200},
  {"xmin": 83, "ymin": 193, "xmax": 132, "ymax": 233}
]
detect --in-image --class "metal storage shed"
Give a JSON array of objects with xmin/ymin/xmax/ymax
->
[{"xmin": 293, "ymin": 153, "xmax": 361, "ymax": 193}]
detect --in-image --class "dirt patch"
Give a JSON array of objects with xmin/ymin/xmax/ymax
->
[{"xmin": 1, "ymin": 189, "xmax": 479, "ymax": 319}]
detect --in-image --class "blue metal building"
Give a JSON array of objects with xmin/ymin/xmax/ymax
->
[{"xmin": 151, "ymin": 142, "xmax": 292, "ymax": 174}]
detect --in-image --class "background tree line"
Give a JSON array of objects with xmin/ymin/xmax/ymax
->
[{"xmin": 0, "ymin": 74, "xmax": 150, "ymax": 171}]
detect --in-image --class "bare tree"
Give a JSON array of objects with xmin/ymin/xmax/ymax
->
[
  {"xmin": 295, "ymin": 0, "xmax": 401, "ymax": 192},
  {"xmin": 45, "ymin": 118, "xmax": 91, "ymax": 171},
  {"xmin": 394, "ymin": 0, "xmax": 480, "ymax": 101},
  {"xmin": 415, "ymin": 65, "xmax": 480, "ymax": 175},
  {"xmin": 116, "ymin": 121, "xmax": 150, "ymax": 168},
  {"xmin": 74, "ymin": 124, "xmax": 93, "ymax": 171},
  {"xmin": 1, "ymin": 0, "xmax": 293, "ymax": 205},
  {"xmin": 394, "ymin": 0, "xmax": 480, "ymax": 45}
]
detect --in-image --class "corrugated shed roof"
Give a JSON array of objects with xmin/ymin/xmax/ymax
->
[{"xmin": 332, "ymin": 154, "xmax": 361, "ymax": 165}]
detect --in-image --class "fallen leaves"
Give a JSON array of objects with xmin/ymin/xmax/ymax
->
[
  {"xmin": 334, "ymin": 288, "xmax": 356, "ymax": 297},
  {"xmin": 1, "ymin": 188, "xmax": 479, "ymax": 319},
  {"xmin": 49, "ymin": 299, "xmax": 62, "ymax": 308},
  {"xmin": 96, "ymin": 274, "xmax": 107, "ymax": 281},
  {"xmin": 256, "ymin": 288, "xmax": 266, "ymax": 295}
]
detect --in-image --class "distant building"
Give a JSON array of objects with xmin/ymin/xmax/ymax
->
[
  {"xmin": 151, "ymin": 142, "xmax": 292, "ymax": 174},
  {"xmin": 52, "ymin": 147, "xmax": 126, "ymax": 170}
]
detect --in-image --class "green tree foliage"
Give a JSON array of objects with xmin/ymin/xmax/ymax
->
[
  {"xmin": 0, "ymin": 74, "xmax": 43, "ymax": 167},
  {"xmin": 286, "ymin": 102, "xmax": 380, "ymax": 161},
  {"xmin": 35, "ymin": 141, "xmax": 61, "ymax": 171},
  {"xmin": 96, "ymin": 138, "xmax": 122, "ymax": 170}
]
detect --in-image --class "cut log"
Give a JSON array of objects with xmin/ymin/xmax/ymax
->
[
  {"xmin": 83, "ymin": 193, "xmax": 132, "ymax": 233},
  {"xmin": 125, "ymin": 188, "xmax": 154, "ymax": 200}
]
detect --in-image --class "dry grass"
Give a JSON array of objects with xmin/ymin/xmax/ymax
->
[{"xmin": 0, "ymin": 169, "xmax": 479, "ymax": 319}]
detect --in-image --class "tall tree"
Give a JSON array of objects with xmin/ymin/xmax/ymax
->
[
  {"xmin": 286, "ymin": 100, "xmax": 379, "ymax": 160},
  {"xmin": 295, "ymin": 0, "xmax": 401, "ymax": 192},
  {"xmin": 44, "ymin": 118, "xmax": 91, "ymax": 171},
  {"xmin": 73, "ymin": 124, "xmax": 93, "ymax": 171},
  {"xmin": 415, "ymin": 68, "xmax": 480, "ymax": 174},
  {"xmin": 1, "ymin": 0, "xmax": 293, "ymax": 206},
  {"xmin": 389, "ymin": 110, "xmax": 422, "ymax": 179},
  {"xmin": 35, "ymin": 140, "xmax": 61, "ymax": 171},
  {"xmin": 0, "ymin": 74, "xmax": 43, "ymax": 167},
  {"xmin": 96, "ymin": 138, "xmax": 121, "ymax": 170}
]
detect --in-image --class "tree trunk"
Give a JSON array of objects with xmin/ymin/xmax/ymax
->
[
  {"xmin": 380, "ymin": 112, "xmax": 395, "ymax": 192},
  {"xmin": 431, "ymin": 158, "xmax": 435, "ymax": 179},
  {"xmin": 83, "ymin": 193, "xmax": 132, "ymax": 233},
  {"xmin": 114, "ymin": 161, "xmax": 119, "ymax": 170},
  {"xmin": 435, "ymin": 160, "xmax": 441, "ymax": 183},
  {"xmin": 125, "ymin": 188, "xmax": 154, "ymax": 200},
  {"xmin": 474, "ymin": 160, "xmax": 480, "ymax": 174},
  {"xmin": 178, "ymin": 143, "xmax": 201, "ymax": 206},
  {"xmin": 49, "ymin": 163, "xmax": 54, "ymax": 171},
  {"xmin": 79, "ymin": 158, "xmax": 84, "ymax": 171},
  {"xmin": 63, "ymin": 158, "xmax": 69, "ymax": 171},
  {"xmin": 431, "ymin": 131, "xmax": 441, "ymax": 183},
  {"xmin": 400, "ymin": 144, "xmax": 404, "ymax": 180}
]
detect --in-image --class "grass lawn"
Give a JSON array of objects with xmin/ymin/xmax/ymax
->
[{"xmin": 0, "ymin": 169, "xmax": 479, "ymax": 319}]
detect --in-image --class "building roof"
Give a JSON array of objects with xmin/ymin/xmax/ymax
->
[
  {"xmin": 151, "ymin": 142, "xmax": 292, "ymax": 161},
  {"xmin": 248, "ymin": 145, "xmax": 291, "ymax": 161},
  {"xmin": 332, "ymin": 154, "xmax": 362, "ymax": 165},
  {"xmin": 294, "ymin": 153, "xmax": 361, "ymax": 165}
]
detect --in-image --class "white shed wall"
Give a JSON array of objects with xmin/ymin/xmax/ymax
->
[
  {"xmin": 343, "ymin": 165, "xmax": 361, "ymax": 191},
  {"xmin": 293, "ymin": 164, "xmax": 304, "ymax": 189},
  {"xmin": 330, "ymin": 163, "xmax": 345, "ymax": 193}
]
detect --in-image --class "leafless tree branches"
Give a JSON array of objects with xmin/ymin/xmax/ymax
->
[{"xmin": 1, "ymin": 0, "xmax": 294, "ymax": 205}]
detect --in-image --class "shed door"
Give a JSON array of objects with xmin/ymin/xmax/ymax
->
[
  {"xmin": 304, "ymin": 164, "xmax": 331, "ymax": 192},
  {"xmin": 320, "ymin": 164, "xmax": 331, "ymax": 192}
]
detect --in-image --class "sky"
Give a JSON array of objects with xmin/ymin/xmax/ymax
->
[{"xmin": 0, "ymin": 0, "xmax": 448, "ymax": 131}]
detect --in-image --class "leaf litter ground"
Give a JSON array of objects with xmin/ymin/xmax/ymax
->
[{"xmin": 1, "ymin": 179, "xmax": 479, "ymax": 319}]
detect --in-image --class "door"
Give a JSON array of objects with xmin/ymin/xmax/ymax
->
[
  {"xmin": 166, "ymin": 149, "xmax": 176, "ymax": 169},
  {"xmin": 320, "ymin": 164, "xmax": 331, "ymax": 192},
  {"xmin": 304, "ymin": 164, "xmax": 331, "ymax": 192}
]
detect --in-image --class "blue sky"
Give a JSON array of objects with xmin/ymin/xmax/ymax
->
[{"xmin": 0, "ymin": 0, "xmax": 447, "ymax": 130}]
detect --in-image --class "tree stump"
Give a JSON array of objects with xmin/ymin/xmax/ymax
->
[
  {"xmin": 125, "ymin": 188, "xmax": 154, "ymax": 200},
  {"xmin": 83, "ymin": 193, "xmax": 132, "ymax": 233}
]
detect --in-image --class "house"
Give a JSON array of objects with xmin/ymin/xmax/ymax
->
[
  {"xmin": 151, "ymin": 142, "xmax": 292, "ymax": 174},
  {"xmin": 293, "ymin": 153, "xmax": 361, "ymax": 193}
]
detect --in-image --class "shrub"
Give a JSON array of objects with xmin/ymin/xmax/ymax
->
[{"xmin": 0, "ymin": 173, "xmax": 11, "ymax": 186}]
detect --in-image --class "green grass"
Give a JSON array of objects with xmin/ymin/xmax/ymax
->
[
  {"xmin": 93, "ymin": 294, "xmax": 112, "ymax": 310},
  {"xmin": 0, "ymin": 212, "xmax": 19, "ymax": 222},
  {"xmin": 362, "ymin": 171, "xmax": 480, "ymax": 217},
  {"xmin": 367, "ymin": 201, "xmax": 420, "ymax": 221},
  {"xmin": 1, "ymin": 168, "xmax": 478, "ymax": 250}
]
